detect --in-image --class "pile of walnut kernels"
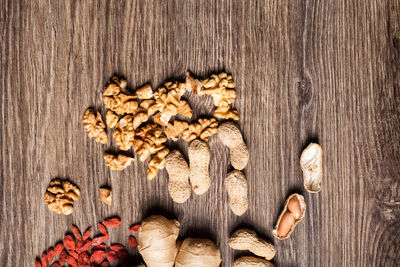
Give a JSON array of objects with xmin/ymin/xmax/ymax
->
[{"xmin": 82, "ymin": 72, "xmax": 239, "ymax": 179}]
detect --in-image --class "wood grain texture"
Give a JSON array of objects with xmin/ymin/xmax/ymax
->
[{"xmin": 0, "ymin": 0, "xmax": 399, "ymax": 266}]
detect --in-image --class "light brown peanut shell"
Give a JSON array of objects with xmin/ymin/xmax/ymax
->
[
  {"xmin": 228, "ymin": 229, "xmax": 276, "ymax": 260},
  {"xmin": 233, "ymin": 256, "xmax": 275, "ymax": 267},
  {"xmin": 165, "ymin": 150, "xmax": 191, "ymax": 203},
  {"xmin": 225, "ymin": 170, "xmax": 248, "ymax": 216},
  {"xmin": 300, "ymin": 143, "xmax": 323, "ymax": 193},
  {"xmin": 272, "ymin": 193, "xmax": 306, "ymax": 240},
  {"xmin": 218, "ymin": 122, "xmax": 249, "ymax": 170},
  {"xmin": 188, "ymin": 139, "xmax": 211, "ymax": 195}
]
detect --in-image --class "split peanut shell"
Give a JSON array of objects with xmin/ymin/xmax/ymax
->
[
  {"xmin": 300, "ymin": 143, "xmax": 323, "ymax": 193},
  {"xmin": 272, "ymin": 194, "xmax": 306, "ymax": 240}
]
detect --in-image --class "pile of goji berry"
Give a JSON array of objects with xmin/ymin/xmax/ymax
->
[{"xmin": 34, "ymin": 216, "xmax": 139, "ymax": 267}]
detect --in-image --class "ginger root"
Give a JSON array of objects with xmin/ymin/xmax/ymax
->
[
  {"xmin": 138, "ymin": 215, "xmax": 180, "ymax": 267},
  {"xmin": 175, "ymin": 238, "xmax": 222, "ymax": 267}
]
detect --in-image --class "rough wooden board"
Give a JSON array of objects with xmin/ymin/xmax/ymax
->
[{"xmin": 0, "ymin": 0, "xmax": 399, "ymax": 266}]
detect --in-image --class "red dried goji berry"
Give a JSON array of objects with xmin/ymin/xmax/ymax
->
[
  {"xmin": 109, "ymin": 244, "xmax": 125, "ymax": 252},
  {"xmin": 78, "ymin": 252, "xmax": 90, "ymax": 265},
  {"xmin": 77, "ymin": 239, "xmax": 92, "ymax": 253},
  {"xmin": 100, "ymin": 260, "xmax": 109, "ymax": 267},
  {"xmin": 117, "ymin": 249, "xmax": 128, "ymax": 263},
  {"xmin": 92, "ymin": 243, "xmax": 106, "ymax": 251},
  {"xmin": 129, "ymin": 224, "xmax": 140, "ymax": 232},
  {"xmin": 53, "ymin": 242, "xmax": 64, "ymax": 255},
  {"xmin": 92, "ymin": 235, "xmax": 106, "ymax": 246},
  {"xmin": 47, "ymin": 249, "xmax": 55, "ymax": 263},
  {"xmin": 106, "ymin": 249, "xmax": 118, "ymax": 262},
  {"xmin": 67, "ymin": 256, "xmax": 77, "ymax": 267},
  {"xmin": 63, "ymin": 234, "xmax": 76, "ymax": 251},
  {"xmin": 41, "ymin": 252, "xmax": 48, "ymax": 267},
  {"xmin": 90, "ymin": 250, "xmax": 106, "ymax": 264},
  {"xmin": 50, "ymin": 262, "xmax": 61, "ymax": 267},
  {"xmin": 69, "ymin": 250, "xmax": 79, "ymax": 260},
  {"xmin": 82, "ymin": 227, "xmax": 92, "ymax": 240},
  {"xmin": 71, "ymin": 225, "xmax": 82, "ymax": 240},
  {"xmin": 103, "ymin": 216, "xmax": 121, "ymax": 228},
  {"xmin": 128, "ymin": 235, "xmax": 137, "ymax": 248},
  {"xmin": 34, "ymin": 258, "xmax": 42, "ymax": 267},
  {"xmin": 98, "ymin": 223, "xmax": 109, "ymax": 240},
  {"xmin": 59, "ymin": 250, "xmax": 67, "ymax": 265},
  {"xmin": 76, "ymin": 239, "xmax": 83, "ymax": 251}
]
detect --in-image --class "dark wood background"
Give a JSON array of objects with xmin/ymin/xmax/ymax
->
[{"xmin": 1, "ymin": 1, "xmax": 399, "ymax": 266}]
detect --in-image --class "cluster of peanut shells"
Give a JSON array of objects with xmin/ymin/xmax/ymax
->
[{"xmin": 82, "ymin": 72, "xmax": 239, "ymax": 181}]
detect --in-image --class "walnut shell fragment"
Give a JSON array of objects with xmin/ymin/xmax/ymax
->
[
  {"xmin": 103, "ymin": 153, "xmax": 134, "ymax": 170},
  {"xmin": 99, "ymin": 187, "xmax": 112, "ymax": 205},
  {"xmin": 82, "ymin": 108, "xmax": 108, "ymax": 144},
  {"xmin": 233, "ymin": 256, "xmax": 275, "ymax": 267},
  {"xmin": 225, "ymin": 170, "xmax": 248, "ymax": 216},
  {"xmin": 228, "ymin": 229, "xmax": 276, "ymax": 260},
  {"xmin": 44, "ymin": 179, "xmax": 80, "ymax": 215},
  {"xmin": 300, "ymin": 143, "xmax": 323, "ymax": 193},
  {"xmin": 272, "ymin": 194, "xmax": 306, "ymax": 240}
]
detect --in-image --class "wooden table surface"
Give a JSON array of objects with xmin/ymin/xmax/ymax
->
[{"xmin": 1, "ymin": 1, "xmax": 399, "ymax": 266}]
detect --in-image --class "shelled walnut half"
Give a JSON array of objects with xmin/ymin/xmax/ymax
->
[
  {"xmin": 133, "ymin": 124, "xmax": 168, "ymax": 162},
  {"xmin": 103, "ymin": 76, "xmax": 138, "ymax": 115},
  {"xmin": 153, "ymin": 80, "xmax": 192, "ymax": 126},
  {"xmin": 103, "ymin": 152, "xmax": 134, "ymax": 170},
  {"xmin": 182, "ymin": 118, "xmax": 218, "ymax": 142},
  {"xmin": 44, "ymin": 179, "xmax": 80, "ymax": 215},
  {"xmin": 200, "ymin": 72, "xmax": 239, "ymax": 120},
  {"xmin": 82, "ymin": 108, "xmax": 109, "ymax": 144},
  {"xmin": 113, "ymin": 115, "xmax": 135, "ymax": 151}
]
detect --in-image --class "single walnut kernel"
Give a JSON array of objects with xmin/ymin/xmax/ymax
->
[
  {"xmin": 135, "ymin": 84, "xmax": 154, "ymax": 99},
  {"xmin": 106, "ymin": 110, "xmax": 119, "ymax": 128},
  {"xmin": 182, "ymin": 118, "xmax": 219, "ymax": 142},
  {"xmin": 165, "ymin": 121, "xmax": 189, "ymax": 140},
  {"xmin": 185, "ymin": 71, "xmax": 203, "ymax": 95},
  {"xmin": 103, "ymin": 77, "xmax": 138, "ymax": 115},
  {"xmin": 113, "ymin": 115, "xmax": 135, "ymax": 150},
  {"xmin": 153, "ymin": 81, "xmax": 192, "ymax": 125},
  {"xmin": 200, "ymin": 72, "xmax": 239, "ymax": 120},
  {"xmin": 99, "ymin": 187, "xmax": 112, "ymax": 205},
  {"xmin": 44, "ymin": 179, "xmax": 80, "ymax": 215},
  {"xmin": 103, "ymin": 152, "xmax": 134, "ymax": 170},
  {"xmin": 214, "ymin": 103, "xmax": 239, "ymax": 120},
  {"xmin": 82, "ymin": 108, "xmax": 109, "ymax": 144},
  {"xmin": 133, "ymin": 124, "xmax": 167, "ymax": 162},
  {"xmin": 147, "ymin": 148, "xmax": 170, "ymax": 180}
]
